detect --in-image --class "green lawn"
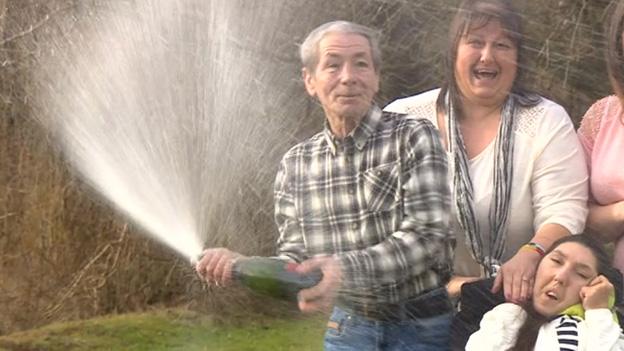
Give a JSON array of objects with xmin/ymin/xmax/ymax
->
[{"xmin": 0, "ymin": 309, "xmax": 326, "ymax": 351}]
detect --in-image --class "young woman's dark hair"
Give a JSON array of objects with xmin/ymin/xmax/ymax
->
[
  {"xmin": 511, "ymin": 234, "xmax": 623, "ymax": 351},
  {"xmin": 436, "ymin": 0, "xmax": 540, "ymax": 117},
  {"xmin": 606, "ymin": 0, "xmax": 624, "ymax": 102}
]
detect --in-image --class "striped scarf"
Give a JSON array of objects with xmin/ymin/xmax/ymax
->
[{"xmin": 447, "ymin": 94, "xmax": 516, "ymax": 276}]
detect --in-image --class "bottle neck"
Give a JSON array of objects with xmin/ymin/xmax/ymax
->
[{"xmin": 231, "ymin": 259, "xmax": 243, "ymax": 282}]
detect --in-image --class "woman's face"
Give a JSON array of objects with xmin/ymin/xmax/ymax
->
[
  {"xmin": 532, "ymin": 242, "xmax": 599, "ymax": 317},
  {"xmin": 454, "ymin": 20, "xmax": 518, "ymax": 108}
]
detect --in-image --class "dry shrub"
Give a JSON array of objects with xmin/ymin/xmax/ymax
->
[{"xmin": 0, "ymin": 0, "xmax": 616, "ymax": 334}]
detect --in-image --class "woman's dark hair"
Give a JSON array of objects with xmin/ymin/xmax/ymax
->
[
  {"xmin": 436, "ymin": 0, "xmax": 540, "ymax": 116},
  {"xmin": 606, "ymin": 0, "xmax": 624, "ymax": 102},
  {"xmin": 512, "ymin": 234, "xmax": 623, "ymax": 351}
]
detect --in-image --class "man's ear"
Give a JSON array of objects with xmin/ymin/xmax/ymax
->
[{"xmin": 302, "ymin": 67, "xmax": 316, "ymax": 97}]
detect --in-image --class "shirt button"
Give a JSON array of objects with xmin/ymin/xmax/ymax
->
[
  {"xmin": 348, "ymin": 188, "xmax": 355, "ymax": 195},
  {"xmin": 351, "ymin": 223, "xmax": 359, "ymax": 230}
]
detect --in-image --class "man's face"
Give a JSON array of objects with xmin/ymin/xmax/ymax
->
[{"xmin": 303, "ymin": 32, "xmax": 379, "ymax": 124}]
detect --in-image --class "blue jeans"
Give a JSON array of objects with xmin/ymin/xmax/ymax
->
[{"xmin": 324, "ymin": 306, "xmax": 452, "ymax": 351}]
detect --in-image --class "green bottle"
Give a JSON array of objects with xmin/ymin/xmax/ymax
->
[{"xmin": 232, "ymin": 257, "xmax": 322, "ymax": 300}]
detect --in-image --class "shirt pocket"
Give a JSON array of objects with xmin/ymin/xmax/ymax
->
[{"xmin": 362, "ymin": 162, "xmax": 401, "ymax": 213}]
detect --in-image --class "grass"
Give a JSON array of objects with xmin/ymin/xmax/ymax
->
[{"xmin": 0, "ymin": 308, "xmax": 326, "ymax": 351}]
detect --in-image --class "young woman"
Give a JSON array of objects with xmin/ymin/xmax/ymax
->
[{"xmin": 466, "ymin": 234, "xmax": 624, "ymax": 350}]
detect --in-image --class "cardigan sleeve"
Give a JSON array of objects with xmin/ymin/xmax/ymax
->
[
  {"xmin": 530, "ymin": 102, "xmax": 588, "ymax": 235},
  {"xmin": 577, "ymin": 96, "xmax": 611, "ymax": 165},
  {"xmin": 465, "ymin": 303, "xmax": 527, "ymax": 351},
  {"xmin": 383, "ymin": 89, "xmax": 440, "ymax": 118},
  {"xmin": 583, "ymin": 309, "xmax": 624, "ymax": 350}
]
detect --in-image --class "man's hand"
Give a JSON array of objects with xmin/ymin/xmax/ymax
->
[
  {"xmin": 492, "ymin": 248, "xmax": 542, "ymax": 303},
  {"xmin": 195, "ymin": 248, "xmax": 244, "ymax": 287},
  {"xmin": 581, "ymin": 275, "xmax": 614, "ymax": 311},
  {"xmin": 295, "ymin": 256, "xmax": 342, "ymax": 313}
]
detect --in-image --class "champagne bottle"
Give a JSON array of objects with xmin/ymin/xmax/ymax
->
[{"xmin": 232, "ymin": 257, "xmax": 322, "ymax": 300}]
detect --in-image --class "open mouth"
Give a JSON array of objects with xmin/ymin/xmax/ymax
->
[
  {"xmin": 545, "ymin": 290, "xmax": 559, "ymax": 301},
  {"xmin": 473, "ymin": 68, "xmax": 498, "ymax": 80}
]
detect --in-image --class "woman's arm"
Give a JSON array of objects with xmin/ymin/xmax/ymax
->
[
  {"xmin": 583, "ymin": 310, "xmax": 623, "ymax": 350},
  {"xmin": 493, "ymin": 102, "xmax": 588, "ymax": 303},
  {"xmin": 577, "ymin": 98, "xmax": 624, "ymax": 243},
  {"xmin": 528, "ymin": 103, "xmax": 589, "ymax": 239},
  {"xmin": 586, "ymin": 201, "xmax": 624, "ymax": 243},
  {"xmin": 580, "ymin": 275, "xmax": 623, "ymax": 350},
  {"xmin": 465, "ymin": 303, "xmax": 527, "ymax": 350},
  {"xmin": 446, "ymin": 275, "xmax": 480, "ymax": 298}
]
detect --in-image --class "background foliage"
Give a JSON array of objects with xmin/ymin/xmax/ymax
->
[{"xmin": 0, "ymin": 0, "xmax": 616, "ymax": 334}]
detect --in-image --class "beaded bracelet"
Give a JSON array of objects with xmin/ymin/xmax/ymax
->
[{"xmin": 521, "ymin": 242, "xmax": 546, "ymax": 257}]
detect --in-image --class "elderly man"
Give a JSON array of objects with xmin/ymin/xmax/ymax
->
[{"xmin": 196, "ymin": 21, "xmax": 454, "ymax": 350}]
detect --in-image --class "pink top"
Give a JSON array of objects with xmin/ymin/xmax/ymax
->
[{"xmin": 578, "ymin": 96, "xmax": 624, "ymax": 206}]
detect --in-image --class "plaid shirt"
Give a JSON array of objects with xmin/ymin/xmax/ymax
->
[{"xmin": 274, "ymin": 105, "xmax": 453, "ymax": 304}]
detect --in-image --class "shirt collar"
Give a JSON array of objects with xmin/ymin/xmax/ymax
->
[{"xmin": 323, "ymin": 104, "xmax": 382, "ymax": 155}]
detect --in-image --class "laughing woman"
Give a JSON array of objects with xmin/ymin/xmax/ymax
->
[
  {"xmin": 466, "ymin": 234, "xmax": 624, "ymax": 351},
  {"xmin": 384, "ymin": 0, "xmax": 588, "ymax": 303}
]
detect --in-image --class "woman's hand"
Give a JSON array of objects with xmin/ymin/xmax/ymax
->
[
  {"xmin": 446, "ymin": 275, "xmax": 481, "ymax": 298},
  {"xmin": 580, "ymin": 275, "xmax": 614, "ymax": 310},
  {"xmin": 492, "ymin": 248, "xmax": 542, "ymax": 303}
]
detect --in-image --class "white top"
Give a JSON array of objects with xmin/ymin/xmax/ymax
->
[
  {"xmin": 465, "ymin": 303, "xmax": 624, "ymax": 350},
  {"xmin": 384, "ymin": 89, "xmax": 588, "ymax": 276}
]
